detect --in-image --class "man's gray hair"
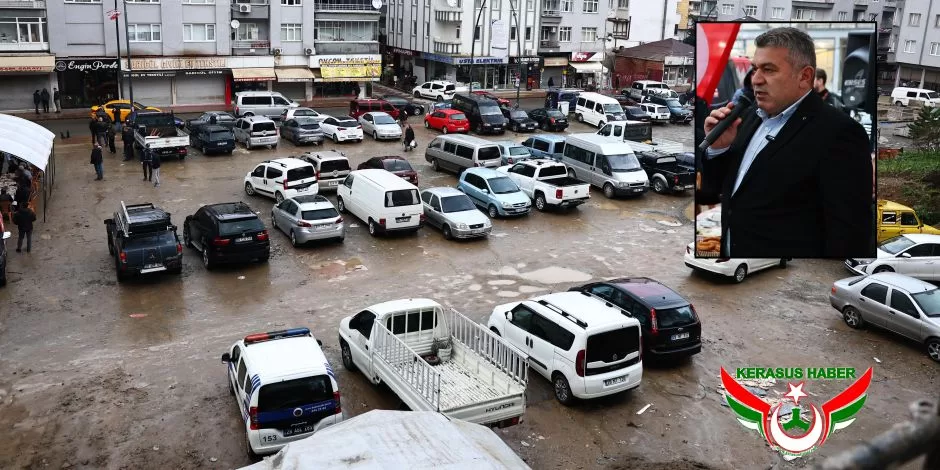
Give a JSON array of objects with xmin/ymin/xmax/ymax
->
[{"xmin": 755, "ymin": 27, "xmax": 816, "ymax": 71}]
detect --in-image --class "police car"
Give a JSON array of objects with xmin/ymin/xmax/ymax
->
[{"xmin": 221, "ymin": 328, "xmax": 344, "ymax": 457}]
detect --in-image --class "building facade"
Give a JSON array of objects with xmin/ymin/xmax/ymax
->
[
  {"xmin": 893, "ymin": 0, "xmax": 940, "ymax": 91},
  {"xmin": 537, "ymin": 0, "xmax": 613, "ymax": 88},
  {"xmin": 0, "ymin": 1, "xmax": 54, "ymax": 111}
]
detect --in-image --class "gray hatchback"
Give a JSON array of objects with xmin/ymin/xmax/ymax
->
[
  {"xmin": 829, "ymin": 272, "xmax": 940, "ymax": 362},
  {"xmin": 419, "ymin": 187, "xmax": 492, "ymax": 240}
]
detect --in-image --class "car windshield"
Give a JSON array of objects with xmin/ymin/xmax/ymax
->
[
  {"xmin": 219, "ymin": 217, "xmax": 264, "ymax": 236},
  {"xmin": 926, "ymin": 91, "xmax": 940, "ymax": 100},
  {"xmin": 586, "ymin": 327, "xmax": 639, "ymax": 363},
  {"xmin": 478, "ymin": 146, "xmax": 502, "ymax": 161},
  {"xmin": 287, "ymin": 166, "xmax": 315, "ymax": 181},
  {"xmin": 441, "ymin": 195, "xmax": 476, "ymax": 213},
  {"xmin": 294, "ymin": 109, "xmax": 317, "ymax": 116},
  {"xmin": 480, "ymin": 106, "xmax": 503, "ymax": 116},
  {"xmin": 508, "ymin": 146, "xmax": 530, "ymax": 156},
  {"xmin": 385, "ymin": 189, "xmax": 419, "ymax": 207},
  {"xmin": 488, "ymin": 176, "xmax": 519, "ymax": 194},
  {"xmin": 880, "ymin": 236, "xmax": 916, "ymax": 254},
  {"xmin": 336, "ymin": 119, "xmax": 358, "ymax": 128},
  {"xmin": 209, "ymin": 130, "xmax": 232, "ymax": 139},
  {"xmin": 125, "ymin": 231, "xmax": 176, "ymax": 249},
  {"xmin": 450, "ymin": 113, "xmax": 467, "ymax": 121},
  {"xmin": 301, "ymin": 207, "xmax": 340, "ymax": 220},
  {"xmin": 665, "ymin": 99, "xmax": 682, "ymax": 108},
  {"xmin": 383, "ymin": 159, "xmax": 414, "ymax": 172},
  {"xmin": 320, "ymin": 159, "xmax": 350, "ymax": 172},
  {"xmin": 252, "ymin": 122, "xmax": 276, "ymax": 132},
  {"xmin": 656, "ymin": 305, "xmax": 697, "ymax": 328},
  {"xmin": 258, "ymin": 376, "xmax": 333, "ymax": 411},
  {"xmin": 510, "ymin": 110, "xmax": 528, "ymax": 118},
  {"xmin": 373, "ymin": 114, "xmax": 397, "ymax": 125},
  {"xmin": 602, "ymin": 103, "xmax": 624, "ymax": 113},
  {"xmin": 607, "ymin": 154, "xmax": 642, "ymax": 171},
  {"xmin": 912, "ymin": 289, "xmax": 940, "ymax": 317},
  {"xmin": 539, "ymin": 165, "xmax": 567, "ymax": 178},
  {"xmin": 296, "ymin": 118, "xmax": 320, "ymax": 129},
  {"xmin": 547, "ymin": 110, "xmax": 565, "ymax": 118}
]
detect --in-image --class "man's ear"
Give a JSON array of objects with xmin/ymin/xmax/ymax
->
[{"xmin": 801, "ymin": 66, "xmax": 816, "ymax": 88}]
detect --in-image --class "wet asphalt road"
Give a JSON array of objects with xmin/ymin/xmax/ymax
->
[{"xmin": 0, "ymin": 102, "xmax": 934, "ymax": 470}]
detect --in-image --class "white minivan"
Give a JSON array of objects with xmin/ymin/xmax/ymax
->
[
  {"xmin": 890, "ymin": 87, "xmax": 940, "ymax": 107},
  {"xmin": 574, "ymin": 92, "xmax": 626, "ymax": 128},
  {"xmin": 562, "ymin": 133, "xmax": 649, "ymax": 198},
  {"xmin": 336, "ymin": 169, "xmax": 425, "ymax": 236}
]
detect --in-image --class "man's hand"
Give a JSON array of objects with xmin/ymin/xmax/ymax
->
[{"xmin": 703, "ymin": 102, "xmax": 743, "ymax": 150}]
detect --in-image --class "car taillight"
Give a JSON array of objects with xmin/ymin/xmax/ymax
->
[
  {"xmin": 256, "ymin": 230, "xmax": 269, "ymax": 241},
  {"xmin": 119, "ymin": 251, "xmax": 127, "ymax": 264},
  {"xmin": 179, "ymin": 148, "xmax": 187, "ymax": 154},
  {"xmin": 575, "ymin": 349, "xmax": 586, "ymax": 377},
  {"xmin": 212, "ymin": 237, "xmax": 231, "ymax": 246},
  {"xmin": 419, "ymin": 214, "xmax": 427, "ymax": 222},
  {"xmin": 316, "ymin": 171, "xmax": 320, "ymax": 180},
  {"xmin": 508, "ymin": 158, "xmax": 514, "ymax": 164},
  {"xmin": 674, "ymin": 175, "xmax": 679, "ymax": 185},
  {"xmin": 335, "ymin": 217, "xmax": 344, "ymax": 224},
  {"xmin": 379, "ymin": 218, "xmax": 386, "ymax": 226},
  {"xmin": 650, "ymin": 308, "xmax": 659, "ymax": 336},
  {"xmin": 715, "ymin": 258, "xmax": 730, "ymax": 263},
  {"xmin": 555, "ymin": 189, "xmax": 563, "ymax": 199},
  {"xmin": 249, "ymin": 406, "xmax": 259, "ymax": 430},
  {"xmin": 334, "ymin": 391, "xmax": 342, "ymax": 414},
  {"xmin": 283, "ymin": 180, "xmax": 289, "ymax": 190},
  {"xmin": 549, "ymin": 118, "xmax": 556, "ymax": 124},
  {"xmin": 297, "ymin": 220, "xmax": 312, "ymax": 227},
  {"xmin": 176, "ymin": 243, "xmax": 183, "ymax": 255},
  {"xmin": 831, "ymin": 285, "xmax": 837, "ymax": 295},
  {"xmin": 357, "ymin": 125, "xmax": 362, "ymax": 129},
  {"xmin": 235, "ymin": 107, "xmax": 240, "ymax": 115}
]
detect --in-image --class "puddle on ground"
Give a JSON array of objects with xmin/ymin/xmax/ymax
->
[
  {"xmin": 310, "ymin": 257, "xmax": 366, "ymax": 278},
  {"xmin": 468, "ymin": 284, "xmax": 482, "ymax": 291},
  {"xmin": 518, "ymin": 285, "xmax": 547, "ymax": 294},
  {"xmin": 488, "ymin": 280, "xmax": 517, "ymax": 286},
  {"xmin": 496, "ymin": 291, "xmax": 521, "ymax": 298},
  {"xmin": 519, "ymin": 266, "xmax": 592, "ymax": 284}
]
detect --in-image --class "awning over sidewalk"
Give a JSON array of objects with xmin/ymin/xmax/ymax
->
[
  {"xmin": 0, "ymin": 55, "xmax": 55, "ymax": 73},
  {"xmin": 231, "ymin": 67, "xmax": 276, "ymax": 82},
  {"xmin": 311, "ymin": 70, "xmax": 381, "ymax": 83},
  {"xmin": 569, "ymin": 62, "xmax": 603, "ymax": 73},
  {"xmin": 275, "ymin": 67, "xmax": 315, "ymax": 83},
  {"xmin": 0, "ymin": 114, "xmax": 55, "ymax": 171}
]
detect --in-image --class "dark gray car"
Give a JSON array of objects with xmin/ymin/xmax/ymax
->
[{"xmin": 281, "ymin": 118, "xmax": 324, "ymax": 146}]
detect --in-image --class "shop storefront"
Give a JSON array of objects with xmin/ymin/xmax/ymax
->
[
  {"xmin": 53, "ymin": 57, "xmax": 118, "ymax": 109},
  {"xmin": 568, "ymin": 52, "xmax": 604, "ymax": 89},
  {"xmin": 123, "ymin": 57, "xmax": 266, "ymax": 107},
  {"xmin": 509, "ymin": 57, "xmax": 542, "ymax": 91},
  {"xmin": 311, "ymin": 54, "xmax": 381, "ymax": 97},
  {"xmin": 541, "ymin": 56, "xmax": 568, "ymax": 89},
  {"xmin": 273, "ymin": 67, "xmax": 315, "ymax": 102},
  {"xmin": 420, "ymin": 53, "xmax": 522, "ymax": 90}
]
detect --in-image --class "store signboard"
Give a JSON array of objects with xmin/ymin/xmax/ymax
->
[
  {"xmin": 390, "ymin": 47, "xmax": 417, "ymax": 57},
  {"xmin": 314, "ymin": 55, "xmax": 382, "ymax": 80},
  {"xmin": 181, "ymin": 69, "xmax": 226, "ymax": 76},
  {"xmin": 571, "ymin": 51, "xmax": 601, "ymax": 62},
  {"xmin": 454, "ymin": 57, "xmax": 508, "ymax": 65},
  {"xmin": 664, "ymin": 55, "xmax": 694, "ymax": 66},
  {"xmin": 126, "ymin": 71, "xmax": 176, "ymax": 78},
  {"xmin": 124, "ymin": 57, "xmax": 228, "ymax": 71},
  {"xmin": 55, "ymin": 58, "xmax": 120, "ymax": 72}
]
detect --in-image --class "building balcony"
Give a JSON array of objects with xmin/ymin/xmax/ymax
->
[
  {"xmin": 792, "ymin": 0, "xmax": 834, "ymax": 9},
  {"xmin": 232, "ymin": 39, "xmax": 270, "ymax": 55},
  {"xmin": 232, "ymin": 0, "xmax": 270, "ymax": 19},
  {"xmin": 314, "ymin": 41, "xmax": 379, "ymax": 54},
  {"xmin": 853, "ymin": 0, "xmax": 867, "ymax": 6},
  {"xmin": 433, "ymin": 38, "xmax": 460, "ymax": 55},
  {"xmin": 0, "ymin": 1, "xmax": 45, "ymax": 8},
  {"xmin": 314, "ymin": 1, "xmax": 381, "ymax": 14},
  {"xmin": 541, "ymin": 10, "xmax": 561, "ymax": 25},
  {"xmin": 435, "ymin": 10, "xmax": 462, "ymax": 22},
  {"xmin": 540, "ymin": 39, "xmax": 559, "ymax": 49},
  {"xmin": 0, "ymin": 41, "xmax": 47, "ymax": 52}
]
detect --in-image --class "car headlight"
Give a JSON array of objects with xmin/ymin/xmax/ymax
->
[
  {"xmin": 483, "ymin": 123, "xmax": 491, "ymax": 127},
  {"xmin": 458, "ymin": 223, "xmax": 468, "ymax": 229},
  {"xmin": 502, "ymin": 202, "xmax": 512, "ymax": 208},
  {"xmin": 617, "ymin": 181, "xmax": 630, "ymax": 187}
]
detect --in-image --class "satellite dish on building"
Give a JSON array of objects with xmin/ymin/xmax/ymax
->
[
  {"xmin": 372, "ymin": 0, "xmax": 383, "ymax": 9},
  {"xmin": 230, "ymin": 19, "xmax": 241, "ymax": 30}
]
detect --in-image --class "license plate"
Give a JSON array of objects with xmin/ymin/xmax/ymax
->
[
  {"xmin": 471, "ymin": 229, "xmax": 484, "ymax": 234},
  {"xmin": 632, "ymin": 188, "xmax": 644, "ymax": 192},
  {"xmin": 671, "ymin": 332, "xmax": 690, "ymax": 341},
  {"xmin": 314, "ymin": 224, "xmax": 332, "ymax": 231},
  {"xmin": 395, "ymin": 216, "xmax": 410, "ymax": 223},
  {"xmin": 216, "ymin": 142, "xmax": 226, "ymax": 146},
  {"xmin": 144, "ymin": 263, "xmax": 162, "ymax": 269},
  {"xmin": 236, "ymin": 236, "xmax": 252, "ymax": 242},
  {"xmin": 297, "ymin": 186, "xmax": 309, "ymax": 192},
  {"xmin": 282, "ymin": 425, "xmax": 315, "ymax": 437},
  {"xmin": 604, "ymin": 376, "xmax": 627, "ymax": 386},
  {"xmin": 328, "ymin": 181, "xmax": 339, "ymax": 186}
]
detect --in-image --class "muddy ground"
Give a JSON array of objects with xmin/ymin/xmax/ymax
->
[{"xmin": 0, "ymin": 107, "xmax": 934, "ymax": 470}]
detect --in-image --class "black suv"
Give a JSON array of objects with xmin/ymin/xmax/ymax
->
[
  {"xmin": 183, "ymin": 202, "xmax": 270, "ymax": 269},
  {"xmin": 451, "ymin": 93, "xmax": 507, "ymax": 134},
  {"xmin": 190, "ymin": 124, "xmax": 236, "ymax": 155},
  {"xmin": 105, "ymin": 202, "xmax": 183, "ymax": 282},
  {"xmin": 571, "ymin": 277, "xmax": 701, "ymax": 359}
]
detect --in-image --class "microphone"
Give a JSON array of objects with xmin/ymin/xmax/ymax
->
[{"xmin": 697, "ymin": 88, "xmax": 755, "ymax": 152}]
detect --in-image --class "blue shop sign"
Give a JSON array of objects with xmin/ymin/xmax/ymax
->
[{"xmin": 456, "ymin": 57, "xmax": 508, "ymax": 65}]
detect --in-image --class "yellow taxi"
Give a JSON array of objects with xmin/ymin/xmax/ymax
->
[
  {"xmin": 877, "ymin": 199, "xmax": 940, "ymax": 243},
  {"xmin": 89, "ymin": 100, "xmax": 160, "ymax": 122}
]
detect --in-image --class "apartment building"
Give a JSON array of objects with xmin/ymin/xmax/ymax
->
[
  {"xmin": 536, "ymin": 0, "xmax": 613, "ymax": 88},
  {"xmin": 384, "ymin": 0, "xmax": 540, "ymax": 90},
  {"xmin": 0, "ymin": 0, "xmax": 381, "ymax": 111},
  {"xmin": 893, "ymin": 0, "xmax": 940, "ymax": 91}
]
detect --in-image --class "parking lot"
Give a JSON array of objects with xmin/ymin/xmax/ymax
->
[{"xmin": 0, "ymin": 101, "xmax": 934, "ymax": 469}]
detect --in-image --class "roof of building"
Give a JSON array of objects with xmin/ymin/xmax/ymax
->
[{"xmin": 615, "ymin": 38, "xmax": 694, "ymax": 62}]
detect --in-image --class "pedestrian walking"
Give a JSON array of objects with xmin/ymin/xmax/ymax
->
[
  {"xmin": 94, "ymin": 116, "xmax": 109, "ymax": 148},
  {"xmin": 151, "ymin": 153, "xmax": 162, "ymax": 187},
  {"xmin": 40, "ymin": 88, "xmax": 50, "ymax": 113},
  {"xmin": 141, "ymin": 144, "xmax": 153, "ymax": 182},
  {"xmin": 548, "ymin": 76, "xmax": 555, "ymax": 88},
  {"xmin": 0, "ymin": 188, "xmax": 13, "ymax": 222},
  {"xmin": 107, "ymin": 122, "xmax": 117, "ymax": 154},
  {"xmin": 32, "ymin": 90, "xmax": 40, "ymax": 114},
  {"xmin": 90, "ymin": 144, "xmax": 104, "ymax": 180},
  {"xmin": 53, "ymin": 87, "xmax": 61, "ymax": 113},
  {"xmin": 122, "ymin": 122, "xmax": 135, "ymax": 161},
  {"xmin": 11, "ymin": 203, "xmax": 36, "ymax": 253}
]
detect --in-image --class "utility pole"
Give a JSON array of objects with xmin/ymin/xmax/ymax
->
[
  {"xmin": 509, "ymin": 0, "xmax": 523, "ymax": 105},
  {"xmin": 123, "ymin": 0, "xmax": 135, "ymax": 108},
  {"xmin": 469, "ymin": 0, "xmax": 487, "ymax": 93},
  {"xmin": 112, "ymin": 0, "xmax": 123, "ymax": 99}
]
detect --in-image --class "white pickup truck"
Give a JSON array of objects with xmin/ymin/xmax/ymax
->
[
  {"xmin": 498, "ymin": 159, "xmax": 591, "ymax": 211},
  {"xmin": 597, "ymin": 121, "xmax": 685, "ymax": 154},
  {"xmin": 338, "ymin": 298, "xmax": 528, "ymax": 428},
  {"xmin": 133, "ymin": 112, "xmax": 190, "ymax": 160}
]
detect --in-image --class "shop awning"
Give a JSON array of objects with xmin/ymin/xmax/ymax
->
[
  {"xmin": 0, "ymin": 55, "xmax": 55, "ymax": 73},
  {"xmin": 311, "ymin": 70, "xmax": 380, "ymax": 83},
  {"xmin": 569, "ymin": 62, "xmax": 603, "ymax": 73},
  {"xmin": 275, "ymin": 67, "xmax": 315, "ymax": 83},
  {"xmin": 0, "ymin": 113, "xmax": 55, "ymax": 171},
  {"xmin": 231, "ymin": 67, "xmax": 276, "ymax": 82},
  {"xmin": 543, "ymin": 57, "xmax": 569, "ymax": 67}
]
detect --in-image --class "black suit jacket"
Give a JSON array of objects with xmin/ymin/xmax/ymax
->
[{"xmin": 700, "ymin": 91, "xmax": 874, "ymax": 259}]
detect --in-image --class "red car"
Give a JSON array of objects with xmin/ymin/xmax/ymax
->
[
  {"xmin": 424, "ymin": 109, "xmax": 470, "ymax": 134},
  {"xmin": 471, "ymin": 90, "xmax": 511, "ymax": 107},
  {"xmin": 357, "ymin": 156, "xmax": 419, "ymax": 185}
]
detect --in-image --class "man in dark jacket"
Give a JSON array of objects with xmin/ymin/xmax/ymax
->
[
  {"xmin": 12, "ymin": 203, "xmax": 36, "ymax": 253},
  {"xmin": 814, "ymin": 69, "xmax": 844, "ymax": 112},
  {"xmin": 93, "ymin": 116, "xmax": 110, "ymax": 148},
  {"xmin": 40, "ymin": 88, "xmax": 50, "ymax": 113},
  {"xmin": 32, "ymin": 90, "xmax": 40, "ymax": 114},
  {"xmin": 140, "ymin": 144, "xmax": 153, "ymax": 181},
  {"xmin": 53, "ymin": 87, "xmax": 61, "ymax": 113},
  {"xmin": 107, "ymin": 120, "xmax": 116, "ymax": 154},
  {"xmin": 90, "ymin": 144, "xmax": 104, "ymax": 180},
  {"xmin": 403, "ymin": 124, "xmax": 415, "ymax": 150},
  {"xmin": 122, "ymin": 121, "xmax": 135, "ymax": 161},
  {"xmin": 14, "ymin": 183, "xmax": 30, "ymax": 209}
]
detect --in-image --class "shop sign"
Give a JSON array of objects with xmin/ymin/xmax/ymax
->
[
  {"xmin": 128, "ymin": 57, "xmax": 228, "ymax": 71},
  {"xmin": 127, "ymin": 71, "xmax": 177, "ymax": 78},
  {"xmin": 390, "ymin": 47, "xmax": 417, "ymax": 57},
  {"xmin": 316, "ymin": 55, "xmax": 382, "ymax": 80},
  {"xmin": 571, "ymin": 51, "xmax": 601, "ymax": 62},
  {"xmin": 511, "ymin": 57, "xmax": 541, "ymax": 64},
  {"xmin": 543, "ymin": 57, "xmax": 569, "ymax": 67},
  {"xmin": 181, "ymin": 69, "xmax": 226, "ymax": 76},
  {"xmin": 421, "ymin": 52, "xmax": 457, "ymax": 64},
  {"xmin": 55, "ymin": 59, "xmax": 120, "ymax": 72},
  {"xmin": 455, "ymin": 57, "xmax": 508, "ymax": 65},
  {"xmin": 664, "ymin": 55, "xmax": 694, "ymax": 66}
]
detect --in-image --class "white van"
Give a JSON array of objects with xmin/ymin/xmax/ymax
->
[
  {"xmin": 562, "ymin": 133, "xmax": 649, "ymax": 198},
  {"xmin": 574, "ymin": 92, "xmax": 626, "ymax": 129},
  {"xmin": 627, "ymin": 80, "xmax": 670, "ymax": 100},
  {"xmin": 336, "ymin": 169, "xmax": 424, "ymax": 236},
  {"xmin": 424, "ymin": 134, "xmax": 503, "ymax": 174},
  {"xmin": 890, "ymin": 87, "xmax": 940, "ymax": 107}
]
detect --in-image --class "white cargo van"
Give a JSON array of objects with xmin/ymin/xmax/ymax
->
[
  {"xmin": 890, "ymin": 87, "xmax": 940, "ymax": 107},
  {"xmin": 574, "ymin": 92, "xmax": 626, "ymax": 128},
  {"xmin": 562, "ymin": 133, "xmax": 650, "ymax": 198},
  {"xmin": 336, "ymin": 169, "xmax": 424, "ymax": 236}
]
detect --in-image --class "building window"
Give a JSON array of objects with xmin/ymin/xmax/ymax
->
[
  {"xmin": 793, "ymin": 9, "xmax": 814, "ymax": 20},
  {"xmin": 855, "ymin": 11, "xmax": 864, "ymax": 21},
  {"xmin": 183, "ymin": 0, "xmax": 215, "ymax": 3},
  {"xmin": 183, "ymin": 23, "xmax": 215, "ymax": 41},
  {"xmin": 559, "ymin": 26, "xmax": 571, "ymax": 42},
  {"xmin": 617, "ymin": 0, "xmax": 627, "ymax": 8},
  {"xmin": 527, "ymin": 0, "xmax": 534, "ymax": 10},
  {"xmin": 64, "ymin": 0, "xmax": 102, "ymax": 3},
  {"xmin": 744, "ymin": 5, "xmax": 756, "ymax": 16},
  {"xmin": 129, "ymin": 23, "xmax": 161, "ymax": 42},
  {"xmin": 612, "ymin": 21, "xmax": 628, "ymax": 36},
  {"xmin": 936, "ymin": 14, "xmax": 940, "ymax": 27},
  {"xmin": 398, "ymin": 18, "xmax": 403, "ymax": 34},
  {"xmin": 771, "ymin": 7, "xmax": 783, "ymax": 19},
  {"xmin": 904, "ymin": 40, "xmax": 916, "ymax": 53},
  {"xmin": 456, "ymin": 25, "xmax": 460, "ymax": 38},
  {"xmin": 492, "ymin": 0, "xmax": 500, "ymax": 9},
  {"xmin": 412, "ymin": 20, "xmax": 417, "ymax": 36},
  {"xmin": 720, "ymin": 3, "xmax": 733, "ymax": 14},
  {"xmin": 909, "ymin": 13, "xmax": 921, "ymax": 26},
  {"xmin": 869, "ymin": 13, "xmax": 876, "ymax": 21},
  {"xmin": 510, "ymin": 26, "xmax": 517, "ymax": 41},
  {"xmin": 837, "ymin": 11, "xmax": 847, "ymax": 21},
  {"xmin": 540, "ymin": 26, "xmax": 551, "ymax": 41},
  {"xmin": 282, "ymin": 0, "xmax": 301, "ymax": 4},
  {"xmin": 525, "ymin": 26, "xmax": 531, "ymax": 41},
  {"xmin": 931, "ymin": 42, "xmax": 940, "ymax": 56},
  {"xmin": 561, "ymin": 0, "xmax": 571, "ymax": 12},
  {"xmin": 474, "ymin": 26, "xmax": 481, "ymax": 40},
  {"xmin": 126, "ymin": 0, "xmax": 159, "ymax": 3},
  {"xmin": 0, "ymin": 17, "xmax": 47, "ymax": 43},
  {"xmin": 581, "ymin": 26, "xmax": 597, "ymax": 42},
  {"xmin": 281, "ymin": 23, "xmax": 301, "ymax": 41},
  {"xmin": 583, "ymin": 0, "xmax": 597, "ymax": 13},
  {"xmin": 237, "ymin": 22, "xmax": 259, "ymax": 40},
  {"xmin": 425, "ymin": 21, "xmax": 429, "ymax": 38}
]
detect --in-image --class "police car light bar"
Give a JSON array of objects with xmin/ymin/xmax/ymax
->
[{"xmin": 244, "ymin": 327, "xmax": 311, "ymax": 345}]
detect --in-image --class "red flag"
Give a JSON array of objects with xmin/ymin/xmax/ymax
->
[{"xmin": 696, "ymin": 22, "xmax": 741, "ymax": 107}]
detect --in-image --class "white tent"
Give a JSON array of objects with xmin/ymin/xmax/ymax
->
[{"xmin": 0, "ymin": 113, "xmax": 55, "ymax": 172}]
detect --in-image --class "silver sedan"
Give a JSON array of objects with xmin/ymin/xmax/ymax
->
[
  {"xmin": 359, "ymin": 112, "xmax": 403, "ymax": 141},
  {"xmin": 271, "ymin": 195, "xmax": 345, "ymax": 247},
  {"xmin": 420, "ymin": 187, "xmax": 492, "ymax": 240}
]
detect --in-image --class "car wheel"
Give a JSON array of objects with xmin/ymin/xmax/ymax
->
[
  {"xmin": 553, "ymin": 373, "xmax": 575, "ymax": 406},
  {"xmin": 442, "ymin": 126, "xmax": 449, "ymax": 134},
  {"xmin": 202, "ymin": 246, "xmax": 214, "ymax": 270},
  {"xmin": 442, "ymin": 224, "xmax": 453, "ymax": 240},
  {"xmin": 424, "ymin": 120, "xmax": 429, "ymax": 129},
  {"xmin": 340, "ymin": 340, "xmax": 357, "ymax": 371},
  {"xmin": 652, "ymin": 179, "xmax": 667, "ymax": 194},
  {"xmin": 201, "ymin": 145, "xmax": 208, "ymax": 155},
  {"xmin": 337, "ymin": 197, "xmax": 347, "ymax": 213},
  {"xmin": 873, "ymin": 265, "xmax": 894, "ymax": 274},
  {"xmin": 489, "ymin": 327, "xmax": 501, "ymax": 336},
  {"xmin": 431, "ymin": 158, "xmax": 440, "ymax": 171},
  {"xmin": 246, "ymin": 434, "xmax": 258, "ymax": 460},
  {"xmin": 183, "ymin": 226, "xmax": 193, "ymax": 248},
  {"xmin": 243, "ymin": 112, "xmax": 254, "ymax": 117},
  {"xmin": 290, "ymin": 230, "xmax": 299, "ymax": 247},
  {"xmin": 115, "ymin": 258, "xmax": 127, "ymax": 283},
  {"xmin": 926, "ymin": 338, "xmax": 940, "ymax": 363},
  {"xmin": 373, "ymin": 131, "xmax": 378, "ymax": 140},
  {"xmin": 534, "ymin": 194, "xmax": 547, "ymax": 212},
  {"xmin": 436, "ymin": 96, "xmax": 443, "ymax": 102},
  {"xmin": 733, "ymin": 264, "xmax": 748, "ymax": 283},
  {"xmin": 894, "ymin": 100, "xmax": 903, "ymax": 106},
  {"xmin": 368, "ymin": 219, "xmax": 379, "ymax": 237},
  {"xmin": 488, "ymin": 205, "xmax": 499, "ymax": 219},
  {"xmin": 577, "ymin": 114, "xmax": 584, "ymax": 123},
  {"xmin": 541, "ymin": 122, "xmax": 548, "ymax": 130},
  {"xmin": 274, "ymin": 192, "xmax": 284, "ymax": 204},
  {"xmin": 414, "ymin": 91, "xmax": 421, "ymax": 98},
  {"xmin": 271, "ymin": 144, "xmax": 277, "ymax": 149},
  {"xmin": 779, "ymin": 258, "xmax": 788, "ymax": 268},
  {"xmin": 475, "ymin": 124, "xmax": 483, "ymax": 134},
  {"xmin": 244, "ymin": 182, "xmax": 255, "ymax": 196},
  {"xmin": 413, "ymin": 107, "xmax": 422, "ymax": 116},
  {"xmin": 603, "ymin": 183, "xmax": 616, "ymax": 199},
  {"xmin": 332, "ymin": 134, "xmax": 339, "ymax": 144},
  {"xmin": 842, "ymin": 306, "xmax": 864, "ymax": 329}
]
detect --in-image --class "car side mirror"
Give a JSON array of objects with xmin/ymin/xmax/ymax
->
[
  {"xmin": 317, "ymin": 339, "xmax": 323, "ymax": 346},
  {"xmin": 482, "ymin": 189, "xmax": 489, "ymax": 194},
  {"xmin": 221, "ymin": 353, "xmax": 231, "ymax": 363},
  {"xmin": 899, "ymin": 252, "xmax": 912, "ymax": 258},
  {"xmin": 505, "ymin": 311, "xmax": 511, "ymax": 320}
]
